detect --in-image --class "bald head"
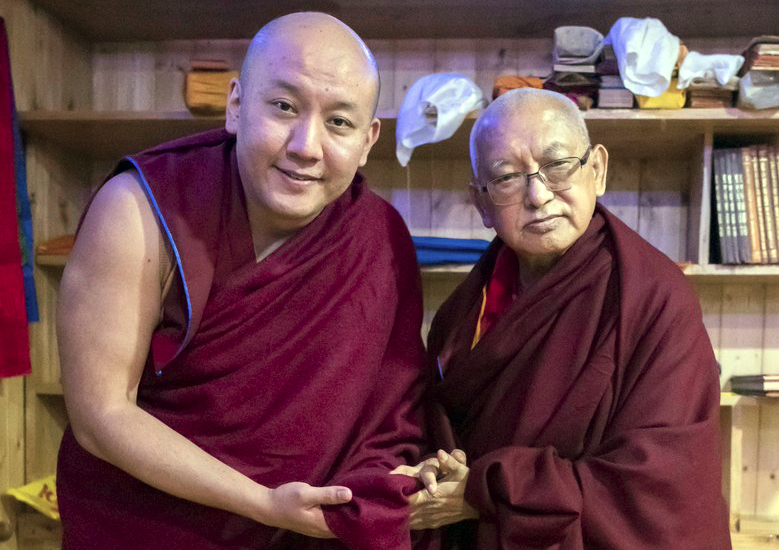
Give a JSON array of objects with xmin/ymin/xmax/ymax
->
[
  {"xmin": 470, "ymin": 89, "xmax": 590, "ymax": 177},
  {"xmin": 240, "ymin": 12, "xmax": 380, "ymax": 114}
]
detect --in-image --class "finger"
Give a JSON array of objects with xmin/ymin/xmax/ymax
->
[
  {"xmin": 390, "ymin": 465, "xmax": 418, "ymax": 476},
  {"xmin": 437, "ymin": 450, "xmax": 467, "ymax": 477},
  {"xmin": 450, "ymin": 448, "xmax": 467, "ymax": 465},
  {"xmin": 304, "ymin": 485, "xmax": 352, "ymax": 506},
  {"xmin": 419, "ymin": 465, "xmax": 438, "ymax": 494}
]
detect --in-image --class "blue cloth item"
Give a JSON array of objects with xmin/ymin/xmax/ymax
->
[
  {"xmin": 12, "ymin": 86, "xmax": 37, "ymax": 321},
  {"xmin": 412, "ymin": 235, "xmax": 491, "ymax": 265}
]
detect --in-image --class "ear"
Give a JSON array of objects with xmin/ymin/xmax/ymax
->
[
  {"xmin": 358, "ymin": 118, "xmax": 382, "ymax": 167},
  {"xmin": 469, "ymin": 184, "xmax": 494, "ymax": 229},
  {"xmin": 225, "ymin": 77, "xmax": 241, "ymax": 135},
  {"xmin": 590, "ymin": 143, "xmax": 608, "ymax": 197}
]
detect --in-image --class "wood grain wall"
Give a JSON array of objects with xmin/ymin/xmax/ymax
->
[
  {"xmin": 85, "ymin": 33, "xmax": 779, "ymax": 519},
  {"xmin": 1, "ymin": 5, "xmax": 778, "ymax": 547}
]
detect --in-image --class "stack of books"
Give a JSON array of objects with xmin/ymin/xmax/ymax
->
[
  {"xmin": 686, "ymin": 77, "xmax": 738, "ymax": 108},
  {"xmin": 597, "ymin": 71, "xmax": 634, "ymax": 108},
  {"xmin": 742, "ymin": 35, "xmax": 779, "ymax": 71},
  {"xmin": 737, "ymin": 35, "xmax": 779, "ymax": 110},
  {"xmin": 711, "ymin": 145, "xmax": 779, "ymax": 264},
  {"xmin": 545, "ymin": 26, "xmax": 603, "ymax": 109},
  {"xmin": 730, "ymin": 374, "xmax": 779, "ymax": 397}
]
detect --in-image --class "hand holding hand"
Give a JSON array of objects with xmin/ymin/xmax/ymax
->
[
  {"xmin": 395, "ymin": 449, "xmax": 479, "ymax": 530},
  {"xmin": 262, "ymin": 481, "xmax": 352, "ymax": 538}
]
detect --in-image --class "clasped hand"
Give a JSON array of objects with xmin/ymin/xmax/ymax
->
[
  {"xmin": 264, "ymin": 481, "xmax": 352, "ymax": 538},
  {"xmin": 391, "ymin": 449, "xmax": 479, "ymax": 529}
]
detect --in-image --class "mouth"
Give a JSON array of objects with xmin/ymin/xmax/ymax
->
[
  {"xmin": 524, "ymin": 215, "xmax": 562, "ymax": 232},
  {"xmin": 275, "ymin": 166, "xmax": 323, "ymax": 183}
]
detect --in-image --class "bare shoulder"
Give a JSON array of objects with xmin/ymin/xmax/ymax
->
[
  {"xmin": 70, "ymin": 170, "xmax": 160, "ymax": 277},
  {"xmin": 61, "ymin": 169, "xmax": 164, "ymax": 314}
]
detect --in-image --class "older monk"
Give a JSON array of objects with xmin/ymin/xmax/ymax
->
[{"xmin": 395, "ymin": 88, "xmax": 731, "ymax": 550}]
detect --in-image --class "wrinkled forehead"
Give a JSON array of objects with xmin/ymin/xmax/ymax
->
[{"xmin": 475, "ymin": 107, "xmax": 582, "ymax": 166}]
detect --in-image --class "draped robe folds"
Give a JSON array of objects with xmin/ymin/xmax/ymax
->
[
  {"xmin": 427, "ymin": 205, "xmax": 731, "ymax": 550},
  {"xmin": 57, "ymin": 129, "xmax": 426, "ymax": 550}
]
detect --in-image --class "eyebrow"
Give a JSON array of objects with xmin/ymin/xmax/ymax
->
[
  {"xmin": 488, "ymin": 141, "xmax": 577, "ymax": 172},
  {"xmin": 266, "ymin": 79, "xmax": 362, "ymax": 113}
]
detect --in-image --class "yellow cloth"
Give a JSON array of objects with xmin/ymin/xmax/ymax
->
[
  {"xmin": 5, "ymin": 474, "xmax": 59, "ymax": 520},
  {"xmin": 635, "ymin": 78, "xmax": 686, "ymax": 109}
]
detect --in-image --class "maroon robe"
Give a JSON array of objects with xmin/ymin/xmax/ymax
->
[
  {"xmin": 57, "ymin": 129, "xmax": 426, "ymax": 549},
  {"xmin": 427, "ymin": 205, "xmax": 731, "ymax": 550}
]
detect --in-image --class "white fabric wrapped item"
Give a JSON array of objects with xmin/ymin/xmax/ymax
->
[
  {"xmin": 738, "ymin": 71, "xmax": 779, "ymax": 110},
  {"xmin": 395, "ymin": 72, "xmax": 484, "ymax": 167},
  {"xmin": 604, "ymin": 17, "xmax": 680, "ymax": 97},
  {"xmin": 677, "ymin": 52, "xmax": 745, "ymax": 88},
  {"xmin": 553, "ymin": 26, "xmax": 604, "ymax": 65}
]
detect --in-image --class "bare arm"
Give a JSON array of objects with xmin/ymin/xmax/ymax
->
[{"xmin": 57, "ymin": 171, "xmax": 350, "ymax": 538}]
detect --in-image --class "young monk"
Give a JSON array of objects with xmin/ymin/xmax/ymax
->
[
  {"xmin": 394, "ymin": 88, "xmax": 731, "ymax": 550},
  {"xmin": 56, "ymin": 12, "xmax": 426, "ymax": 549}
]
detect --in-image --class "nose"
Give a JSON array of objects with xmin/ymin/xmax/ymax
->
[
  {"xmin": 524, "ymin": 173, "xmax": 554, "ymax": 208},
  {"xmin": 287, "ymin": 116, "xmax": 323, "ymax": 162}
]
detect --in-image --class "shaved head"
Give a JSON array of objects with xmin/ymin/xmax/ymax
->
[
  {"xmin": 241, "ymin": 12, "xmax": 380, "ymax": 114},
  {"xmin": 470, "ymin": 89, "xmax": 590, "ymax": 178}
]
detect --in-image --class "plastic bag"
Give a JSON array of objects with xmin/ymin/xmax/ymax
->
[
  {"xmin": 677, "ymin": 52, "xmax": 744, "ymax": 89},
  {"xmin": 395, "ymin": 72, "xmax": 484, "ymax": 167},
  {"xmin": 604, "ymin": 17, "xmax": 680, "ymax": 97}
]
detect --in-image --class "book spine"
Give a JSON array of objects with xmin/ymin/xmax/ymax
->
[
  {"xmin": 712, "ymin": 150, "xmax": 731, "ymax": 263},
  {"xmin": 722, "ymin": 150, "xmax": 739, "ymax": 263},
  {"xmin": 730, "ymin": 148, "xmax": 751, "ymax": 263},
  {"xmin": 751, "ymin": 145, "xmax": 770, "ymax": 263},
  {"xmin": 758, "ymin": 145, "xmax": 779, "ymax": 263},
  {"xmin": 771, "ymin": 145, "xmax": 779, "ymax": 264},
  {"xmin": 741, "ymin": 146, "xmax": 763, "ymax": 263}
]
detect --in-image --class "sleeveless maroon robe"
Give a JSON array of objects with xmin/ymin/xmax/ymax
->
[
  {"xmin": 428, "ymin": 205, "xmax": 731, "ymax": 550},
  {"xmin": 57, "ymin": 129, "xmax": 426, "ymax": 549}
]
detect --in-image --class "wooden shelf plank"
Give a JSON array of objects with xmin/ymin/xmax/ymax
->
[
  {"xmin": 35, "ymin": 255, "xmax": 68, "ymax": 267},
  {"xmin": 721, "ymin": 392, "xmax": 760, "ymax": 408},
  {"xmin": 20, "ymin": 110, "xmax": 225, "ymax": 159},
  {"xmin": 35, "ymin": 382, "xmax": 63, "ymax": 396},
  {"xmin": 683, "ymin": 264, "xmax": 779, "ymax": 283},
  {"xmin": 37, "ymin": 252, "xmax": 779, "ymax": 282},
  {"xmin": 19, "ymin": 108, "xmax": 779, "ymax": 161},
  {"xmin": 25, "ymin": 0, "xmax": 779, "ymax": 42}
]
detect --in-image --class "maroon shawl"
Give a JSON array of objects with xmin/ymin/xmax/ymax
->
[
  {"xmin": 427, "ymin": 204, "xmax": 730, "ymax": 550},
  {"xmin": 0, "ymin": 18, "xmax": 30, "ymax": 378},
  {"xmin": 57, "ymin": 129, "xmax": 426, "ymax": 549}
]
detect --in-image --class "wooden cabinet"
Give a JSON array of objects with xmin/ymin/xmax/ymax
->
[{"xmin": 1, "ymin": 0, "xmax": 779, "ymax": 548}]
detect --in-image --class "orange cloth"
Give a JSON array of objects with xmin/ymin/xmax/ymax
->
[
  {"xmin": 472, "ymin": 245, "xmax": 519, "ymax": 347},
  {"xmin": 493, "ymin": 75, "xmax": 545, "ymax": 99}
]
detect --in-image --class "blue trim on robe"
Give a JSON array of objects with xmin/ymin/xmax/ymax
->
[{"xmin": 124, "ymin": 156, "xmax": 194, "ymax": 371}]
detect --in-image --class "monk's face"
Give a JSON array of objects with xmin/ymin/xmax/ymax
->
[
  {"xmin": 472, "ymin": 102, "xmax": 607, "ymax": 272},
  {"xmin": 225, "ymin": 19, "xmax": 380, "ymax": 235}
]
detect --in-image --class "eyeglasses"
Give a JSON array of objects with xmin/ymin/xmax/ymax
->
[{"xmin": 472, "ymin": 147, "xmax": 592, "ymax": 206}]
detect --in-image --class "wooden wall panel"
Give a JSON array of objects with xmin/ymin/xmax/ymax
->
[
  {"xmin": 0, "ymin": 1, "xmax": 91, "ymax": 547},
  {"xmin": 763, "ymin": 286, "xmax": 779, "ymax": 373},
  {"xmin": 756, "ymin": 286, "xmax": 779, "ymax": 517},
  {"xmin": 4, "ymin": 28, "xmax": 779, "ymax": 548},
  {"xmin": 0, "ymin": 377, "xmax": 24, "ymax": 550},
  {"xmin": 637, "ymin": 159, "xmax": 688, "ymax": 261},
  {"xmin": 0, "ymin": 0, "xmax": 90, "ymax": 111},
  {"xmin": 92, "ymin": 39, "xmax": 248, "ymax": 112},
  {"xmin": 600, "ymin": 158, "xmax": 641, "ymax": 231},
  {"xmin": 368, "ymin": 39, "xmax": 395, "ymax": 113}
]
